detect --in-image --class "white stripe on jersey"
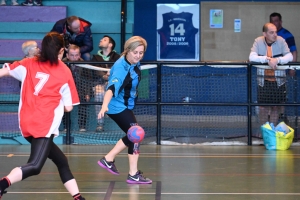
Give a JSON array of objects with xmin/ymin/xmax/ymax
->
[
  {"xmin": 60, "ymin": 83, "xmax": 73, "ymax": 106},
  {"xmin": 45, "ymin": 99, "xmax": 64, "ymax": 138},
  {"xmin": 7, "ymin": 64, "xmax": 27, "ymax": 82}
]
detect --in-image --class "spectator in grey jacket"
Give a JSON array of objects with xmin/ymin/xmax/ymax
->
[{"xmin": 249, "ymin": 22, "xmax": 293, "ymax": 127}]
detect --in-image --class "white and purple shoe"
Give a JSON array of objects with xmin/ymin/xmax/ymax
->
[
  {"xmin": 98, "ymin": 157, "xmax": 120, "ymax": 175},
  {"xmin": 126, "ymin": 170, "xmax": 152, "ymax": 184}
]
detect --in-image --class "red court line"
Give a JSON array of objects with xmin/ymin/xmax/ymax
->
[
  {"xmin": 1, "ymin": 154, "xmax": 300, "ymax": 158},
  {"xmin": 1, "ymin": 172, "xmax": 300, "ymax": 177}
]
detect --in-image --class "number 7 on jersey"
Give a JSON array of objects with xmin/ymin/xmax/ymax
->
[{"xmin": 34, "ymin": 72, "xmax": 50, "ymax": 96}]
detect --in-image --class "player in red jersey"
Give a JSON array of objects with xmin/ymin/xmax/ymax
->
[{"xmin": 0, "ymin": 32, "xmax": 85, "ymax": 200}]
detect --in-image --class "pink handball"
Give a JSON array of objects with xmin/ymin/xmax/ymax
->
[{"xmin": 127, "ymin": 125, "xmax": 145, "ymax": 143}]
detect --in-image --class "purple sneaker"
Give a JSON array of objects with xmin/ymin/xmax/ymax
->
[
  {"xmin": 98, "ymin": 157, "xmax": 120, "ymax": 175},
  {"xmin": 126, "ymin": 170, "xmax": 152, "ymax": 184}
]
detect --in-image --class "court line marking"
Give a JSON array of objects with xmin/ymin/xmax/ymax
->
[
  {"xmin": 2, "ymin": 151, "xmax": 300, "ymax": 156},
  {"xmin": 6, "ymin": 192, "xmax": 300, "ymax": 195},
  {"xmin": 1, "ymin": 172, "xmax": 299, "ymax": 176},
  {"xmin": 104, "ymin": 181, "xmax": 114, "ymax": 200},
  {"xmin": 2, "ymin": 152, "xmax": 300, "ymax": 155},
  {"xmin": 155, "ymin": 181, "xmax": 161, "ymax": 200}
]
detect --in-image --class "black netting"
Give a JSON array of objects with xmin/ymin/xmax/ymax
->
[{"xmin": 1, "ymin": 63, "xmax": 300, "ymax": 145}]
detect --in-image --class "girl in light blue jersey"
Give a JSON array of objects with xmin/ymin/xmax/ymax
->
[{"xmin": 97, "ymin": 36, "xmax": 152, "ymax": 184}]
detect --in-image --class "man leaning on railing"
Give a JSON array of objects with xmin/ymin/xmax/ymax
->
[{"xmin": 249, "ymin": 22, "xmax": 293, "ymax": 128}]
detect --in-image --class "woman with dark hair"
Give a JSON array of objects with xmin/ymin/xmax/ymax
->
[
  {"xmin": 0, "ymin": 32, "xmax": 85, "ymax": 200},
  {"xmin": 97, "ymin": 36, "xmax": 152, "ymax": 184}
]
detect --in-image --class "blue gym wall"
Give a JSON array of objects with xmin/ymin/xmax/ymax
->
[
  {"xmin": 0, "ymin": 0, "xmax": 134, "ymax": 60},
  {"xmin": 1, "ymin": 0, "xmax": 298, "ymax": 60}
]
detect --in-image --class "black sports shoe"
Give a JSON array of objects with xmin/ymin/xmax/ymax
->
[
  {"xmin": 74, "ymin": 196, "xmax": 85, "ymax": 200},
  {"xmin": 21, "ymin": 0, "xmax": 33, "ymax": 6},
  {"xmin": 97, "ymin": 157, "xmax": 120, "ymax": 175},
  {"xmin": 278, "ymin": 114, "xmax": 289, "ymax": 124},
  {"xmin": 33, "ymin": 0, "xmax": 42, "ymax": 6},
  {"xmin": 73, "ymin": 193, "xmax": 85, "ymax": 200},
  {"xmin": 0, "ymin": 186, "xmax": 7, "ymax": 199},
  {"xmin": 126, "ymin": 170, "xmax": 152, "ymax": 184}
]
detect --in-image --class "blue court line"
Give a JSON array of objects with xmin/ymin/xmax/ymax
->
[
  {"xmin": 155, "ymin": 181, "xmax": 161, "ymax": 200},
  {"xmin": 103, "ymin": 181, "xmax": 114, "ymax": 200}
]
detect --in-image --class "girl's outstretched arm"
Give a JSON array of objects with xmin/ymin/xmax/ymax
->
[{"xmin": 0, "ymin": 67, "xmax": 9, "ymax": 78}]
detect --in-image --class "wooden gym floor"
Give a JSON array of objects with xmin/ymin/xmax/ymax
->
[{"xmin": 1, "ymin": 144, "xmax": 300, "ymax": 200}]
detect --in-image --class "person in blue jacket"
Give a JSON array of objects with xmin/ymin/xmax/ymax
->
[
  {"xmin": 51, "ymin": 16, "xmax": 93, "ymax": 61},
  {"xmin": 97, "ymin": 36, "xmax": 152, "ymax": 184}
]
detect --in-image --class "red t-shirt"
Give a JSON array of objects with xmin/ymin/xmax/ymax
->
[{"xmin": 4, "ymin": 58, "xmax": 79, "ymax": 138}]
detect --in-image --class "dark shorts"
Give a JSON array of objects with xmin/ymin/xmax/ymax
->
[
  {"xmin": 107, "ymin": 109, "xmax": 139, "ymax": 154},
  {"xmin": 107, "ymin": 109, "xmax": 138, "ymax": 133},
  {"xmin": 257, "ymin": 81, "xmax": 286, "ymax": 104}
]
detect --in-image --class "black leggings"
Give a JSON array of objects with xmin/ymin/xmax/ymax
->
[
  {"xmin": 21, "ymin": 135, "xmax": 74, "ymax": 184},
  {"xmin": 108, "ymin": 109, "xmax": 139, "ymax": 155}
]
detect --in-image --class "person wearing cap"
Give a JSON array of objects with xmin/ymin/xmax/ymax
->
[{"xmin": 51, "ymin": 16, "xmax": 93, "ymax": 61}]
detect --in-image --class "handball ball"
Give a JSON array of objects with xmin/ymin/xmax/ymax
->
[{"xmin": 127, "ymin": 125, "xmax": 145, "ymax": 143}]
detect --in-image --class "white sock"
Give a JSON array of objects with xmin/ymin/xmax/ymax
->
[
  {"xmin": 6, "ymin": 167, "xmax": 22, "ymax": 184},
  {"xmin": 64, "ymin": 179, "xmax": 80, "ymax": 196}
]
